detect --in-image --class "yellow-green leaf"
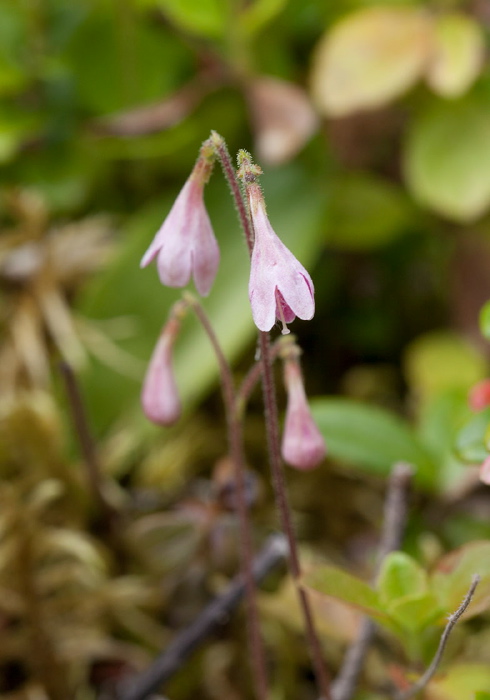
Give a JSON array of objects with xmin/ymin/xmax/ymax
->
[
  {"xmin": 426, "ymin": 13, "xmax": 484, "ymax": 98},
  {"xmin": 311, "ymin": 7, "xmax": 432, "ymax": 117},
  {"xmin": 404, "ymin": 95, "xmax": 490, "ymax": 222}
]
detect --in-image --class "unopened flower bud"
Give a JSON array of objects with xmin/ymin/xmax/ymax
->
[
  {"xmin": 281, "ymin": 356, "xmax": 326, "ymax": 470},
  {"xmin": 141, "ymin": 143, "xmax": 219, "ymax": 296},
  {"xmin": 141, "ymin": 316, "xmax": 181, "ymax": 426}
]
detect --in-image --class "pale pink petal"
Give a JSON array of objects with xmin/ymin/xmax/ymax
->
[
  {"xmin": 480, "ymin": 455, "xmax": 490, "ymax": 485},
  {"xmin": 141, "ymin": 322, "xmax": 181, "ymax": 426},
  {"xmin": 281, "ymin": 361, "xmax": 326, "ymax": 470}
]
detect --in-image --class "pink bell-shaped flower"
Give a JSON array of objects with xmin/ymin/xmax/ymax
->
[
  {"xmin": 281, "ymin": 356, "xmax": 326, "ymax": 470},
  {"xmin": 141, "ymin": 154, "xmax": 219, "ymax": 297},
  {"xmin": 248, "ymin": 183, "xmax": 315, "ymax": 333},
  {"xmin": 141, "ymin": 316, "xmax": 181, "ymax": 426}
]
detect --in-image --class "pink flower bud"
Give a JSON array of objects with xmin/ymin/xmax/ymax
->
[
  {"xmin": 281, "ymin": 358, "xmax": 326, "ymax": 470},
  {"xmin": 141, "ymin": 157, "xmax": 219, "ymax": 297},
  {"xmin": 247, "ymin": 184, "xmax": 314, "ymax": 334},
  {"xmin": 469, "ymin": 379, "xmax": 490, "ymax": 412},
  {"xmin": 141, "ymin": 317, "xmax": 181, "ymax": 426},
  {"xmin": 480, "ymin": 455, "xmax": 490, "ymax": 485}
]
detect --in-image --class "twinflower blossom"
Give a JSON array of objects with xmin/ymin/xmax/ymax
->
[
  {"xmin": 469, "ymin": 379, "xmax": 490, "ymax": 412},
  {"xmin": 247, "ymin": 183, "xmax": 314, "ymax": 333},
  {"xmin": 141, "ymin": 316, "xmax": 181, "ymax": 426},
  {"xmin": 141, "ymin": 152, "xmax": 219, "ymax": 296},
  {"xmin": 281, "ymin": 355, "xmax": 326, "ymax": 470}
]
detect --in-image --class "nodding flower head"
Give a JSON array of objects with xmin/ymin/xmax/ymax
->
[
  {"xmin": 141, "ymin": 146, "xmax": 219, "ymax": 297},
  {"xmin": 247, "ymin": 183, "xmax": 314, "ymax": 334},
  {"xmin": 281, "ymin": 354, "xmax": 326, "ymax": 470},
  {"xmin": 141, "ymin": 315, "xmax": 181, "ymax": 426}
]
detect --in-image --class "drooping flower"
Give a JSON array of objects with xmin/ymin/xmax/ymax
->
[
  {"xmin": 281, "ymin": 356, "xmax": 326, "ymax": 470},
  {"xmin": 141, "ymin": 316, "xmax": 181, "ymax": 426},
  {"xmin": 247, "ymin": 183, "xmax": 314, "ymax": 333},
  {"xmin": 141, "ymin": 150, "xmax": 219, "ymax": 296}
]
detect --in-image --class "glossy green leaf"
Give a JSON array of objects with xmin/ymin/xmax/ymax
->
[
  {"xmin": 455, "ymin": 407, "xmax": 490, "ymax": 463},
  {"xmin": 431, "ymin": 541, "xmax": 490, "ymax": 619},
  {"xmin": 310, "ymin": 398, "xmax": 436, "ymax": 488},
  {"xmin": 404, "ymin": 95, "xmax": 490, "ymax": 222},
  {"xmin": 387, "ymin": 591, "xmax": 442, "ymax": 632},
  {"xmin": 303, "ymin": 565, "xmax": 388, "ymax": 620},
  {"xmin": 377, "ymin": 552, "xmax": 428, "ymax": 604}
]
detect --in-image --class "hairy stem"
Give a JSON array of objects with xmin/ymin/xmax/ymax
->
[
  {"xmin": 259, "ymin": 330, "xmax": 331, "ymax": 700},
  {"xmin": 185, "ymin": 293, "xmax": 269, "ymax": 700}
]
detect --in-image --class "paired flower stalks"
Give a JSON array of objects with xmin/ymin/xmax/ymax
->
[{"xmin": 140, "ymin": 133, "xmax": 329, "ymax": 699}]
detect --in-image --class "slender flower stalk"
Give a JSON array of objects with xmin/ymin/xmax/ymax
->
[
  {"xmin": 141, "ymin": 140, "xmax": 219, "ymax": 296},
  {"xmin": 183, "ymin": 293, "xmax": 269, "ymax": 700},
  {"xmin": 212, "ymin": 137, "xmax": 331, "ymax": 699}
]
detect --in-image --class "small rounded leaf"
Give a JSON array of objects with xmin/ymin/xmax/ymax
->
[
  {"xmin": 426, "ymin": 13, "xmax": 484, "ymax": 98},
  {"xmin": 311, "ymin": 7, "xmax": 432, "ymax": 117},
  {"xmin": 404, "ymin": 96, "xmax": 490, "ymax": 222}
]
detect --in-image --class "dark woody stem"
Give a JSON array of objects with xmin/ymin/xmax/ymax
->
[
  {"xmin": 183, "ymin": 293, "xmax": 269, "ymax": 700},
  {"xmin": 210, "ymin": 132, "xmax": 331, "ymax": 700}
]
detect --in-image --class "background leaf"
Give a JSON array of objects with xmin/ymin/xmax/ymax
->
[
  {"xmin": 310, "ymin": 397, "xmax": 436, "ymax": 488},
  {"xmin": 404, "ymin": 94, "xmax": 490, "ymax": 222}
]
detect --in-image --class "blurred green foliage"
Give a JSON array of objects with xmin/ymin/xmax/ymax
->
[{"xmin": 2, "ymin": 0, "xmax": 490, "ymax": 697}]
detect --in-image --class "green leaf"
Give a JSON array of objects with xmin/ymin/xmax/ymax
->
[
  {"xmin": 426, "ymin": 13, "xmax": 484, "ymax": 98},
  {"xmin": 309, "ymin": 398, "xmax": 436, "ymax": 488},
  {"xmin": 241, "ymin": 0, "xmax": 288, "ymax": 35},
  {"xmin": 403, "ymin": 331, "xmax": 487, "ymax": 404},
  {"xmin": 479, "ymin": 301, "xmax": 490, "ymax": 341},
  {"xmin": 303, "ymin": 565, "xmax": 388, "ymax": 620},
  {"xmin": 428, "ymin": 665, "xmax": 490, "ymax": 700},
  {"xmin": 311, "ymin": 6, "xmax": 431, "ymax": 117},
  {"xmin": 404, "ymin": 95, "xmax": 490, "ymax": 222},
  {"xmin": 475, "ymin": 693, "xmax": 490, "ymax": 700},
  {"xmin": 325, "ymin": 173, "xmax": 415, "ymax": 250},
  {"xmin": 140, "ymin": 0, "xmax": 228, "ymax": 38},
  {"xmin": 387, "ymin": 592, "xmax": 442, "ymax": 632},
  {"xmin": 377, "ymin": 552, "xmax": 428, "ymax": 604},
  {"xmin": 431, "ymin": 541, "xmax": 490, "ymax": 619},
  {"xmin": 455, "ymin": 407, "xmax": 490, "ymax": 463}
]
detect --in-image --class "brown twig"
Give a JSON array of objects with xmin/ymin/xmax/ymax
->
[
  {"xmin": 331, "ymin": 462, "xmax": 414, "ymax": 700},
  {"xmin": 394, "ymin": 574, "xmax": 481, "ymax": 700},
  {"xmin": 117, "ymin": 534, "xmax": 288, "ymax": 700},
  {"xmin": 59, "ymin": 361, "xmax": 114, "ymax": 520}
]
